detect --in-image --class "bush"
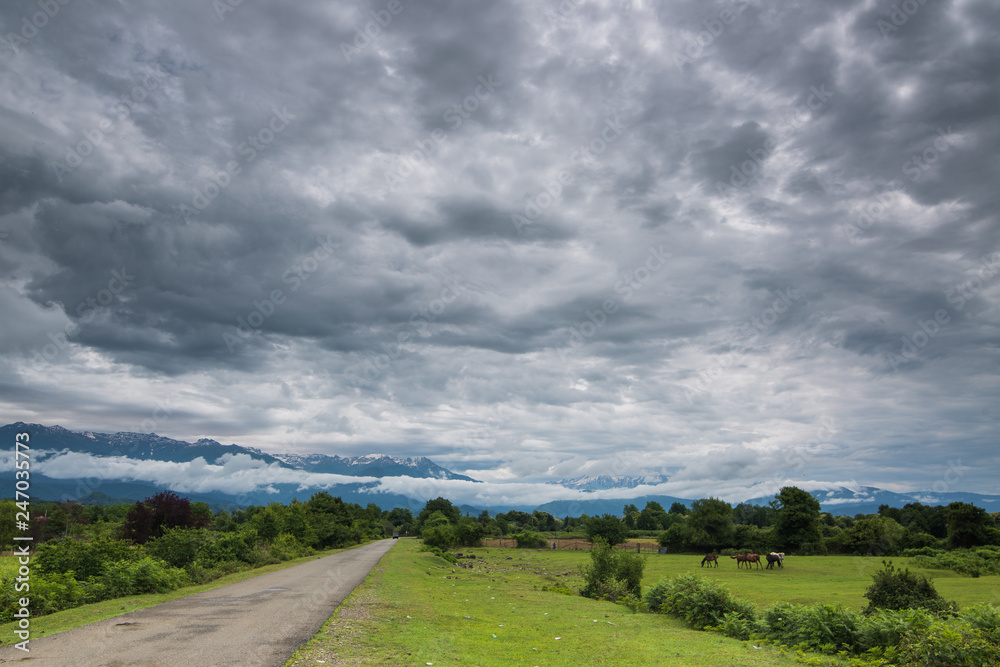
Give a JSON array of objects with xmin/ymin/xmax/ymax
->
[
  {"xmin": 913, "ymin": 547, "xmax": 1000, "ymax": 577},
  {"xmin": 644, "ymin": 574, "xmax": 754, "ymax": 630},
  {"xmin": 197, "ymin": 528, "xmax": 259, "ymax": 566},
  {"xmin": 92, "ymin": 557, "xmax": 188, "ymax": 598},
  {"xmin": 581, "ymin": 541, "xmax": 645, "ymax": 602},
  {"xmin": 0, "ymin": 572, "xmax": 86, "ymax": 621},
  {"xmin": 418, "ymin": 545, "xmax": 457, "ymax": 564},
  {"xmin": 34, "ymin": 537, "xmax": 142, "ymax": 580},
  {"xmin": 513, "ymin": 530, "xmax": 548, "ymax": 549},
  {"xmin": 895, "ymin": 618, "xmax": 1000, "ymax": 666},
  {"xmin": 421, "ymin": 524, "xmax": 458, "ymax": 550},
  {"xmin": 863, "ymin": 560, "xmax": 957, "ymax": 616},
  {"xmin": 144, "ymin": 527, "xmax": 210, "ymax": 568},
  {"xmin": 759, "ymin": 602, "xmax": 861, "ymax": 653}
]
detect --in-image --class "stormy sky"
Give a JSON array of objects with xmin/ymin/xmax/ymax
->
[{"xmin": 1, "ymin": 0, "xmax": 998, "ymax": 504}]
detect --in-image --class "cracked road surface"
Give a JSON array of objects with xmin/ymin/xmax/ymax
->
[{"xmin": 0, "ymin": 539, "xmax": 397, "ymax": 667}]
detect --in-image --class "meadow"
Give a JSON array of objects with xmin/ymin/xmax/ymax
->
[{"xmin": 285, "ymin": 541, "xmax": 999, "ymax": 667}]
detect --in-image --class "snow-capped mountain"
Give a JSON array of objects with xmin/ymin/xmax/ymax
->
[
  {"xmin": 549, "ymin": 473, "xmax": 670, "ymax": 492},
  {"xmin": 270, "ymin": 452, "xmax": 477, "ymax": 481}
]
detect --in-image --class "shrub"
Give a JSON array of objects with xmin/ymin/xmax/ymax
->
[
  {"xmin": 144, "ymin": 527, "xmax": 210, "ymax": 568},
  {"xmin": 895, "ymin": 618, "xmax": 1000, "ymax": 666},
  {"xmin": 581, "ymin": 541, "xmax": 645, "ymax": 602},
  {"xmin": 513, "ymin": 530, "xmax": 548, "ymax": 549},
  {"xmin": 197, "ymin": 528, "xmax": 259, "ymax": 566},
  {"xmin": 93, "ymin": 557, "xmax": 188, "ymax": 598},
  {"xmin": 421, "ymin": 524, "xmax": 458, "ymax": 550},
  {"xmin": 418, "ymin": 545, "xmax": 457, "ymax": 563},
  {"xmin": 760, "ymin": 602, "xmax": 861, "ymax": 653},
  {"xmin": 644, "ymin": 574, "xmax": 754, "ymax": 630},
  {"xmin": 34, "ymin": 537, "xmax": 142, "ymax": 580},
  {"xmin": 0, "ymin": 572, "xmax": 86, "ymax": 621},
  {"xmin": 862, "ymin": 560, "xmax": 957, "ymax": 616}
]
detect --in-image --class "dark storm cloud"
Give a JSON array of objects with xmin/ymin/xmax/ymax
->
[{"xmin": 0, "ymin": 0, "xmax": 997, "ymax": 498}]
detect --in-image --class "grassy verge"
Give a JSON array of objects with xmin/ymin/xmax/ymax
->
[
  {"xmin": 285, "ymin": 540, "xmax": 836, "ymax": 667},
  {"xmin": 0, "ymin": 542, "xmax": 371, "ymax": 646}
]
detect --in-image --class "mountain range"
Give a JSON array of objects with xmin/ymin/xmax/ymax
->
[{"xmin": 4, "ymin": 423, "xmax": 999, "ymax": 516}]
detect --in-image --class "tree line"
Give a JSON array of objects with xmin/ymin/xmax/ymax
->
[{"xmin": 408, "ymin": 486, "xmax": 1000, "ymax": 556}]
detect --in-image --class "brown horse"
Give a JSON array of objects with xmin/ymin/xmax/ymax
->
[
  {"xmin": 731, "ymin": 553, "xmax": 762, "ymax": 570},
  {"xmin": 701, "ymin": 554, "xmax": 719, "ymax": 567}
]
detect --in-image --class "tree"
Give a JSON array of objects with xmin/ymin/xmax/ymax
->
[
  {"xmin": 687, "ymin": 497, "xmax": 734, "ymax": 551},
  {"xmin": 122, "ymin": 491, "xmax": 202, "ymax": 544},
  {"xmin": 416, "ymin": 497, "xmax": 460, "ymax": 532},
  {"xmin": 637, "ymin": 501, "xmax": 669, "ymax": 531},
  {"xmin": 772, "ymin": 486, "xmax": 822, "ymax": 551},
  {"xmin": 946, "ymin": 502, "xmax": 991, "ymax": 549},
  {"xmin": 586, "ymin": 514, "xmax": 628, "ymax": 546},
  {"xmin": 841, "ymin": 515, "xmax": 905, "ymax": 556},
  {"xmin": 622, "ymin": 504, "xmax": 639, "ymax": 529},
  {"xmin": 668, "ymin": 502, "xmax": 689, "ymax": 515}
]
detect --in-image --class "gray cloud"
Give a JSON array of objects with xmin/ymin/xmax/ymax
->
[{"xmin": 1, "ymin": 0, "xmax": 998, "ymax": 499}]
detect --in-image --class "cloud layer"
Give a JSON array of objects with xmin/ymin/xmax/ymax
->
[{"xmin": 1, "ymin": 0, "xmax": 998, "ymax": 499}]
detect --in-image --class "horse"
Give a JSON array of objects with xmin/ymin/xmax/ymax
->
[
  {"xmin": 746, "ymin": 553, "xmax": 762, "ymax": 569},
  {"xmin": 730, "ymin": 554, "xmax": 750, "ymax": 569},
  {"xmin": 766, "ymin": 552, "xmax": 784, "ymax": 569},
  {"xmin": 701, "ymin": 554, "xmax": 719, "ymax": 568}
]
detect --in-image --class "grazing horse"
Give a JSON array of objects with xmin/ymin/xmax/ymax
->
[
  {"xmin": 746, "ymin": 553, "xmax": 762, "ymax": 569},
  {"xmin": 701, "ymin": 554, "xmax": 719, "ymax": 568},
  {"xmin": 730, "ymin": 554, "xmax": 749, "ymax": 569},
  {"xmin": 766, "ymin": 552, "xmax": 784, "ymax": 569}
]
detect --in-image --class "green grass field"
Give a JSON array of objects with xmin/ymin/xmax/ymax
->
[{"xmin": 285, "ymin": 543, "xmax": 1000, "ymax": 667}]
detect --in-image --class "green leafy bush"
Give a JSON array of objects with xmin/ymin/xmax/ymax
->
[
  {"xmin": 512, "ymin": 530, "xmax": 548, "ymax": 549},
  {"xmin": 197, "ymin": 528, "xmax": 259, "ymax": 566},
  {"xmin": 895, "ymin": 617, "xmax": 1000, "ymax": 666},
  {"xmin": 863, "ymin": 560, "xmax": 957, "ymax": 616},
  {"xmin": 0, "ymin": 572, "xmax": 86, "ymax": 621},
  {"xmin": 418, "ymin": 544, "xmax": 457, "ymax": 563},
  {"xmin": 92, "ymin": 557, "xmax": 188, "ymax": 598},
  {"xmin": 759, "ymin": 602, "xmax": 861, "ymax": 653},
  {"xmin": 421, "ymin": 524, "xmax": 458, "ymax": 550},
  {"xmin": 644, "ymin": 574, "xmax": 754, "ymax": 630},
  {"xmin": 34, "ymin": 537, "xmax": 142, "ymax": 579},
  {"xmin": 913, "ymin": 546, "xmax": 1000, "ymax": 577},
  {"xmin": 144, "ymin": 527, "xmax": 210, "ymax": 568},
  {"xmin": 581, "ymin": 541, "xmax": 645, "ymax": 602}
]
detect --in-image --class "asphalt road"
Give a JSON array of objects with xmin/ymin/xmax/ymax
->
[{"xmin": 0, "ymin": 539, "xmax": 397, "ymax": 667}]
